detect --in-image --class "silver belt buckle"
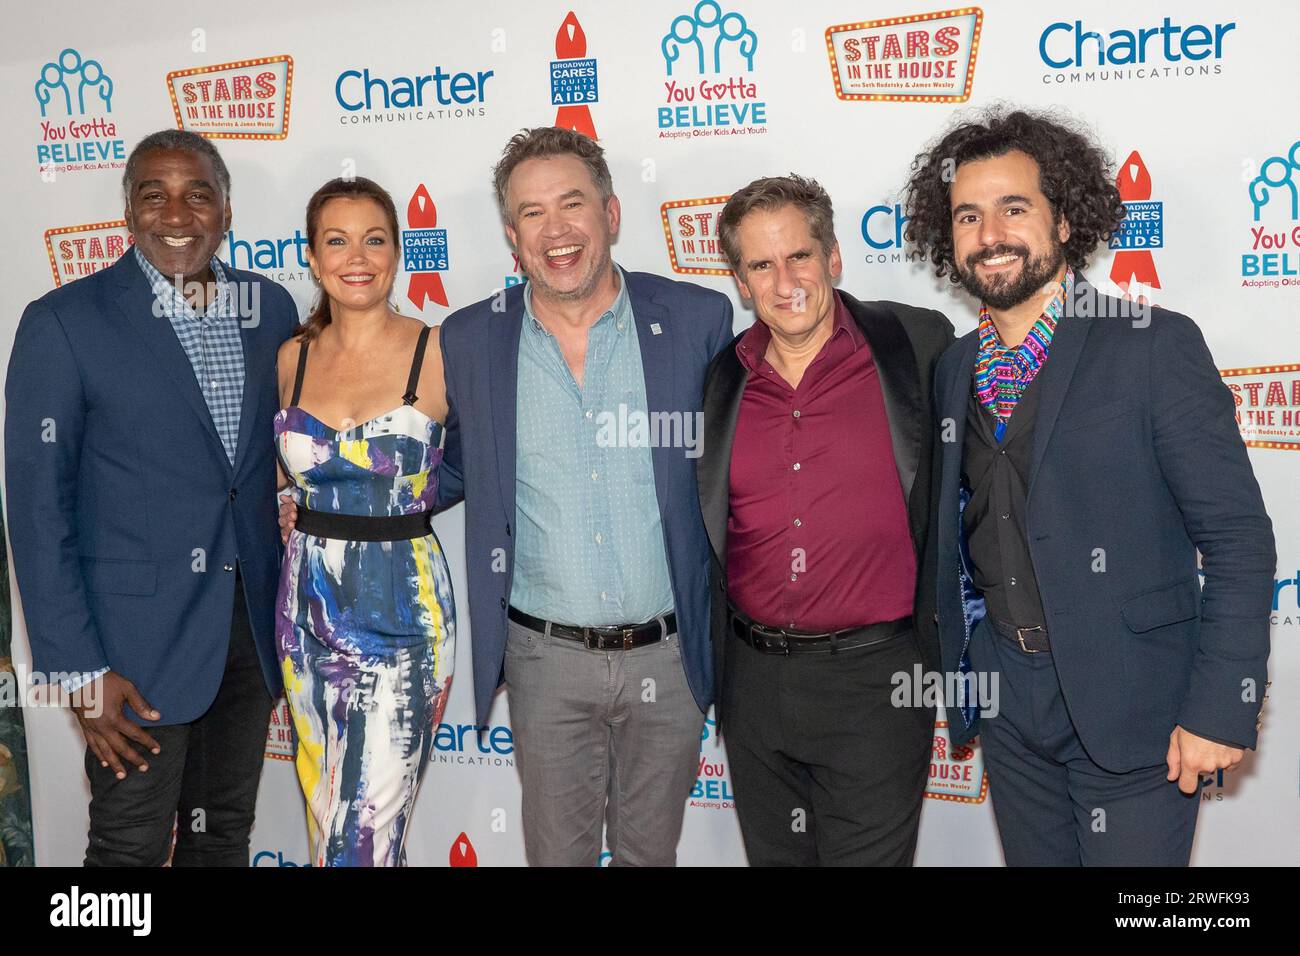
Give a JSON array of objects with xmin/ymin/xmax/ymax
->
[
  {"xmin": 622, "ymin": 626, "xmax": 635, "ymax": 650},
  {"xmin": 1016, "ymin": 625, "xmax": 1046, "ymax": 653}
]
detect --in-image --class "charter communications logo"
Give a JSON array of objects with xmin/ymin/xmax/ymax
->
[
  {"xmin": 50, "ymin": 886, "xmax": 150, "ymax": 936},
  {"xmin": 1039, "ymin": 16, "xmax": 1235, "ymax": 83},
  {"xmin": 334, "ymin": 62, "xmax": 494, "ymax": 124}
]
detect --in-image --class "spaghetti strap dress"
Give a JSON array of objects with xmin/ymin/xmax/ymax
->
[{"xmin": 274, "ymin": 324, "xmax": 455, "ymax": 867}]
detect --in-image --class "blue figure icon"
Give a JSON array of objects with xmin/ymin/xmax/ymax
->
[
  {"xmin": 663, "ymin": 14, "xmax": 703, "ymax": 75},
  {"xmin": 717, "ymin": 11, "xmax": 757, "ymax": 72},
  {"xmin": 79, "ymin": 58, "xmax": 113, "ymax": 113},
  {"xmin": 1250, "ymin": 155, "xmax": 1298, "ymax": 222},
  {"xmin": 35, "ymin": 61, "xmax": 70, "ymax": 116}
]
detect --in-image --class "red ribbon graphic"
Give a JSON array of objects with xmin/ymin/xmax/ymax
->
[
  {"xmin": 406, "ymin": 184, "xmax": 448, "ymax": 310},
  {"xmin": 449, "ymin": 832, "xmax": 478, "ymax": 867},
  {"xmin": 1110, "ymin": 150, "xmax": 1161, "ymax": 294},
  {"xmin": 554, "ymin": 11, "xmax": 597, "ymax": 140}
]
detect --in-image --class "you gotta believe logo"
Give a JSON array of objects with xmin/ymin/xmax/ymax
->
[
  {"xmin": 658, "ymin": 1, "xmax": 766, "ymax": 141},
  {"xmin": 34, "ymin": 48, "xmax": 125, "ymax": 177}
]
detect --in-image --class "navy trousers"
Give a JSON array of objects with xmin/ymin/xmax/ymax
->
[{"xmin": 968, "ymin": 617, "xmax": 1201, "ymax": 866}]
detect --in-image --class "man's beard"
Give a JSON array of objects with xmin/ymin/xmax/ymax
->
[
  {"xmin": 956, "ymin": 239, "xmax": 1065, "ymax": 311},
  {"xmin": 524, "ymin": 244, "xmax": 613, "ymax": 304}
]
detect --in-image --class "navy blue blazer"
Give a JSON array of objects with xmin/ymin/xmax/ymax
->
[
  {"xmin": 5, "ymin": 252, "xmax": 300, "ymax": 724},
  {"xmin": 933, "ymin": 276, "xmax": 1274, "ymax": 771},
  {"xmin": 438, "ymin": 271, "xmax": 734, "ymax": 725}
]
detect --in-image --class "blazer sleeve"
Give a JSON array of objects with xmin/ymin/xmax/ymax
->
[
  {"xmin": 435, "ymin": 316, "xmax": 465, "ymax": 510},
  {"xmin": 709, "ymin": 293, "xmax": 735, "ymax": 360},
  {"xmin": 1149, "ymin": 313, "xmax": 1274, "ymax": 749},
  {"xmin": 4, "ymin": 300, "xmax": 109, "ymax": 677}
]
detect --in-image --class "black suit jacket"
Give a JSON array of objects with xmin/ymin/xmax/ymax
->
[
  {"xmin": 698, "ymin": 291, "xmax": 955, "ymax": 728},
  {"xmin": 932, "ymin": 275, "xmax": 1274, "ymax": 770}
]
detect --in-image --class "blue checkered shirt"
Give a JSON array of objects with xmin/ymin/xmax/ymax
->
[
  {"xmin": 65, "ymin": 251, "xmax": 246, "ymax": 694},
  {"xmin": 134, "ymin": 247, "xmax": 245, "ymax": 465}
]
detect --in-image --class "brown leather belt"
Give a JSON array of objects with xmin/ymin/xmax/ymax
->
[
  {"xmin": 729, "ymin": 605, "xmax": 911, "ymax": 655},
  {"xmin": 991, "ymin": 617, "xmax": 1051, "ymax": 653},
  {"xmin": 508, "ymin": 606, "xmax": 675, "ymax": 651}
]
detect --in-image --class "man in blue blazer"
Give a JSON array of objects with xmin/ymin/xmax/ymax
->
[
  {"xmin": 439, "ymin": 128, "xmax": 732, "ymax": 865},
  {"xmin": 905, "ymin": 109, "xmax": 1274, "ymax": 865},
  {"xmin": 5, "ymin": 130, "xmax": 299, "ymax": 865}
]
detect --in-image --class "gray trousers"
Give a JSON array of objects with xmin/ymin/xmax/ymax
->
[{"xmin": 504, "ymin": 618, "xmax": 705, "ymax": 866}]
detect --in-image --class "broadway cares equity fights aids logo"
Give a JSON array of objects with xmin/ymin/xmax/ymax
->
[
  {"xmin": 1242, "ymin": 139, "xmax": 1300, "ymax": 290},
  {"xmin": 658, "ymin": 1, "xmax": 766, "ymax": 141},
  {"xmin": 661, "ymin": 196, "xmax": 732, "ymax": 275},
  {"xmin": 825, "ymin": 8, "xmax": 983, "ymax": 103},
  {"xmin": 34, "ymin": 48, "xmax": 125, "ymax": 177},
  {"xmin": 44, "ymin": 220, "xmax": 133, "ymax": 287},
  {"xmin": 402, "ymin": 185, "xmax": 451, "ymax": 310},
  {"xmin": 551, "ymin": 11, "xmax": 599, "ymax": 138},
  {"xmin": 1107, "ymin": 150, "xmax": 1163, "ymax": 303},
  {"xmin": 166, "ymin": 55, "xmax": 293, "ymax": 140}
]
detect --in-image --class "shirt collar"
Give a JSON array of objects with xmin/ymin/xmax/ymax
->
[
  {"xmin": 134, "ymin": 246, "xmax": 230, "ymax": 322},
  {"xmin": 523, "ymin": 263, "xmax": 629, "ymax": 337},
  {"xmin": 735, "ymin": 291, "xmax": 861, "ymax": 373}
]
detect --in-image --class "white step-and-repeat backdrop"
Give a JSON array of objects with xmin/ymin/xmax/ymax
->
[{"xmin": 1, "ymin": 0, "xmax": 1296, "ymax": 865}]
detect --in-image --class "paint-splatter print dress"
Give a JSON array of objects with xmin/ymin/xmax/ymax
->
[{"xmin": 274, "ymin": 325, "xmax": 454, "ymax": 867}]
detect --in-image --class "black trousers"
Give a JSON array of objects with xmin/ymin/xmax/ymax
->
[
  {"xmin": 84, "ymin": 580, "xmax": 274, "ymax": 867},
  {"xmin": 968, "ymin": 617, "xmax": 1201, "ymax": 866},
  {"xmin": 722, "ymin": 626, "xmax": 933, "ymax": 866}
]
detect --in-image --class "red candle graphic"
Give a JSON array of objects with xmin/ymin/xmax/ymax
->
[
  {"xmin": 554, "ymin": 11, "xmax": 597, "ymax": 140},
  {"xmin": 449, "ymin": 832, "xmax": 478, "ymax": 867},
  {"xmin": 406, "ymin": 184, "xmax": 449, "ymax": 310},
  {"xmin": 1110, "ymin": 150, "xmax": 1161, "ymax": 296}
]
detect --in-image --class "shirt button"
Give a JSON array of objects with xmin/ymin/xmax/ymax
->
[
  {"xmin": 999, "ymin": 449, "xmax": 1007, "ymax": 456},
  {"xmin": 591, "ymin": 469, "xmax": 599, "ymax": 481},
  {"xmin": 585, "ymin": 410, "xmax": 593, "ymax": 420},
  {"xmin": 790, "ymin": 573, "xmax": 797, "ymax": 582},
  {"xmin": 595, "ymin": 532, "xmax": 603, "ymax": 545},
  {"xmin": 600, "ymin": 591, "xmax": 608, "ymax": 601},
  {"xmin": 617, "ymin": 322, "xmax": 625, "ymax": 331},
  {"xmin": 792, "ymin": 462, "xmax": 801, "ymax": 471},
  {"xmin": 793, "ymin": 518, "xmax": 801, "ymax": 527},
  {"xmin": 1009, "ymin": 577, "xmax": 1017, "ymax": 586},
  {"xmin": 792, "ymin": 410, "xmax": 801, "ymax": 418}
]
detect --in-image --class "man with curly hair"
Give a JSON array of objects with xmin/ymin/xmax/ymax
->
[{"xmin": 906, "ymin": 108, "xmax": 1274, "ymax": 865}]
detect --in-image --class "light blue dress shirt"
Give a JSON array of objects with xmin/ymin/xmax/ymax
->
[{"xmin": 510, "ymin": 267, "xmax": 675, "ymax": 626}]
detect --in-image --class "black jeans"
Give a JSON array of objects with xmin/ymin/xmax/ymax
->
[
  {"xmin": 722, "ymin": 625, "xmax": 934, "ymax": 866},
  {"xmin": 84, "ymin": 581, "xmax": 274, "ymax": 866}
]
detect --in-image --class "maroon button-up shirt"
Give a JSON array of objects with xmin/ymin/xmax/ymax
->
[{"xmin": 726, "ymin": 293, "xmax": 916, "ymax": 631}]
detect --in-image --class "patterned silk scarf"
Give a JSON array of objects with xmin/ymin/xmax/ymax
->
[{"xmin": 973, "ymin": 267, "xmax": 1074, "ymax": 440}]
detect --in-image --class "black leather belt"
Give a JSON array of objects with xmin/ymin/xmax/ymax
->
[
  {"xmin": 729, "ymin": 605, "xmax": 912, "ymax": 655},
  {"xmin": 991, "ymin": 618, "xmax": 1051, "ymax": 653},
  {"xmin": 296, "ymin": 506, "xmax": 432, "ymax": 542},
  {"xmin": 507, "ymin": 606, "xmax": 676, "ymax": 651}
]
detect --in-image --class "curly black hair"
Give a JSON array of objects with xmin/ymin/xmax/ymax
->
[{"xmin": 902, "ymin": 107, "xmax": 1125, "ymax": 283}]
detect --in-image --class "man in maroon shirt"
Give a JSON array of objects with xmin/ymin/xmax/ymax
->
[{"xmin": 700, "ymin": 175, "xmax": 953, "ymax": 865}]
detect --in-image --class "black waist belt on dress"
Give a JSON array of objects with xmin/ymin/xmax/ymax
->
[
  {"xmin": 296, "ymin": 506, "xmax": 431, "ymax": 542},
  {"xmin": 729, "ymin": 604, "xmax": 912, "ymax": 655},
  {"xmin": 507, "ymin": 606, "xmax": 676, "ymax": 650}
]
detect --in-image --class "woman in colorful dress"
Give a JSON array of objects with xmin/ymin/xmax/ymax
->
[{"xmin": 274, "ymin": 176, "xmax": 455, "ymax": 866}]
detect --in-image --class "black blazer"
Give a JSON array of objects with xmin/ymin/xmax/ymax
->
[
  {"xmin": 698, "ymin": 291, "xmax": 954, "ymax": 728},
  {"xmin": 933, "ymin": 275, "xmax": 1274, "ymax": 771}
]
